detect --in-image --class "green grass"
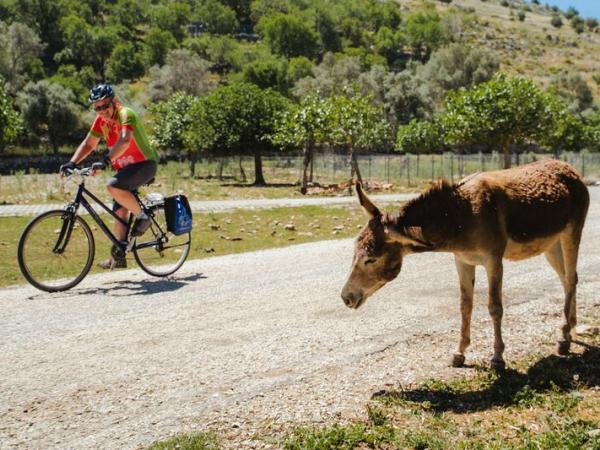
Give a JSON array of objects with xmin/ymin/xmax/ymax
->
[
  {"xmin": 0, "ymin": 204, "xmax": 370, "ymax": 288},
  {"xmin": 280, "ymin": 335, "xmax": 600, "ymax": 450},
  {"xmin": 147, "ymin": 431, "xmax": 219, "ymax": 450}
]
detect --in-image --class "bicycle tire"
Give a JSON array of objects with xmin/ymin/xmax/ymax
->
[
  {"xmin": 18, "ymin": 210, "xmax": 95, "ymax": 292},
  {"xmin": 133, "ymin": 204, "xmax": 191, "ymax": 277}
]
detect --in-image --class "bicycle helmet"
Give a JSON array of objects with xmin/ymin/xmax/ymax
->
[{"xmin": 88, "ymin": 83, "xmax": 115, "ymax": 103}]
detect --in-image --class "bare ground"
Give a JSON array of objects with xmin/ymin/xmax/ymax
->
[{"xmin": 1, "ymin": 189, "xmax": 599, "ymax": 449}]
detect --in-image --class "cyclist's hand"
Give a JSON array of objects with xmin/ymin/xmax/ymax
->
[
  {"xmin": 59, "ymin": 161, "xmax": 76, "ymax": 177},
  {"xmin": 90, "ymin": 161, "xmax": 106, "ymax": 175}
]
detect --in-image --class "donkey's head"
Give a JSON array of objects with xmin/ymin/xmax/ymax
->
[{"xmin": 341, "ymin": 183, "xmax": 429, "ymax": 309}]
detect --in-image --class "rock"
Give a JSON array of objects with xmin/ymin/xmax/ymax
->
[
  {"xmin": 284, "ymin": 224, "xmax": 295, "ymax": 231},
  {"xmin": 575, "ymin": 325, "xmax": 599, "ymax": 336},
  {"xmin": 209, "ymin": 224, "xmax": 220, "ymax": 230}
]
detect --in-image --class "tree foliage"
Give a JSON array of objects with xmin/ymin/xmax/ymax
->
[
  {"xmin": 256, "ymin": 13, "xmax": 320, "ymax": 59},
  {"xmin": 404, "ymin": 9, "xmax": 449, "ymax": 62},
  {"xmin": 17, "ymin": 80, "xmax": 80, "ymax": 152},
  {"xmin": 439, "ymin": 73, "xmax": 583, "ymax": 167},
  {"xmin": 0, "ymin": 20, "xmax": 45, "ymax": 91},
  {"xmin": 184, "ymin": 82, "xmax": 290, "ymax": 184},
  {"xmin": 0, "ymin": 77, "xmax": 22, "ymax": 151},
  {"xmin": 147, "ymin": 49, "xmax": 214, "ymax": 101},
  {"xmin": 396, "ymin": 119, "xmax": 443, "ymax": 154}
]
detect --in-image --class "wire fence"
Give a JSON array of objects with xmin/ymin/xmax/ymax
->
[{"xmin": 190, "ymin": 151, "xmax": 600, "ymax": 186}]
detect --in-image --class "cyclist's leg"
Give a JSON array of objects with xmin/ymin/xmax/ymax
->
[
  {"xmin": 97, "ymin": 200, "xmax": 128, "ymax": 269},
  {"xmin": 100, "ymin": 162, "xmax": 156, "ymax": 268},
  {"xmin": 107, "ymin": 161, "xmax": 157, "ymax": 236}
]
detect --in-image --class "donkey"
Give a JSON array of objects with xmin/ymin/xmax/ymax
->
[{"xmin": 341, "ymin": 159, "xmax": 589, "ymax": 369}]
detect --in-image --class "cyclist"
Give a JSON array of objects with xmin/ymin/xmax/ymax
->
[{"xmin": 60, "ymin": 83, "xmax": 160, "ymax": 269}]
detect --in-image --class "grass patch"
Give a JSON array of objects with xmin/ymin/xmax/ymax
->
[
  {"xmin": 284, "ymin": 423, "xmax": 397, "ymax": 450},
  {"xmin": 0, "ymin": 204, "xmax": 369, "ymax": 288},
  {"xmin": 281, "ymin": 335, "xmax": 600, "ymax": 449},
  {"xmin": 147, "ymin": 431, "xmax": 219, "ymax": 450}
]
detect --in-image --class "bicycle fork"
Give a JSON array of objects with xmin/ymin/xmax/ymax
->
[{"xmin": 52, "ymin": 207, "xmax": 78, "ymax": 254}]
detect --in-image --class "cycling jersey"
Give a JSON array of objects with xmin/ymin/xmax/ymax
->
[{"xmin": 89, "ymin": 105, "xmax": 159, "ymax": 170}]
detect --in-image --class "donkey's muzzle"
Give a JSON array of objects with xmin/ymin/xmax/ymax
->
[{"xmin": 341, "ymin": 289, "xmax": 364, "ymax": 309}]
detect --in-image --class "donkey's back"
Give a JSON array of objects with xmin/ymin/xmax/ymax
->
[{"xmin": 457, "ymin": 159, "xmax": 589, "ymax": 260}]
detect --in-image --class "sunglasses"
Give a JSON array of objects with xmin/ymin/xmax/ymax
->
[{"xmin": 93, "ymin": 101, "xmax": 112, "ymax": 112}]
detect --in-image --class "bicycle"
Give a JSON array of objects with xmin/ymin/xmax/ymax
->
[{"xmin": 17, "ymin": 167, "xmax": 191, "ymax": 292}]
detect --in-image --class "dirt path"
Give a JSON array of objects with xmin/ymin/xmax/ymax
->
[{"xmin": 1, "ymin": 189, "xmax": 599, "ymax": 449}]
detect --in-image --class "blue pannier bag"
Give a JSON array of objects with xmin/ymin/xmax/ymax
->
[{"xmin": 164, "ymin": 194, "xmax": 192, "ymax": 235}]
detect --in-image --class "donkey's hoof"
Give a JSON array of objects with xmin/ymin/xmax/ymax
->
[
  {"xmin": 557, "ymin": 340, "xmax": 571, "ymax": 356},
  {"xmin": 490, "ymin": 358, "xmax": 506, "ymax": 371},
  {"xmin": 451, "ymin": 354, "xmax": 465, "ymax": 367}
]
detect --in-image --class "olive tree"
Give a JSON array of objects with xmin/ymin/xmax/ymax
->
[
  {"xmin": 18, "ymin": 80, "xmax": 81, "ymax": 153},
  {"xmin": 147, "ymin": 49, "xmax": 214, "ymax": 102},
  {"xmin": 0, "ymin": 20, "xmax": 44, "ymax": 90}
]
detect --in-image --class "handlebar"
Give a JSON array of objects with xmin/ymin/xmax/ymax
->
[{"xmin": 63, "ymin": 167, "xmax": 93, "ymax": 177}]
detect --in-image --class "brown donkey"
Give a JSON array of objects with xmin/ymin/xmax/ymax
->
[{"xmin": 341, "ymin": 159, "xmax": 589, "ymax": 369}]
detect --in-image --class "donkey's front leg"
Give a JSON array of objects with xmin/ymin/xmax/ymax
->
[
  {"xmin": 452, "ymin": 257, "xmax": 475, "ymax": 367},
  {"xmin": 485, "ymin": 257, "xmax": 505, "ymax": 370}
]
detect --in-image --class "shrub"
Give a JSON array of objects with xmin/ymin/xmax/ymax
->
[{"xmin": 551, "ymin": 15, "xmax": 563, "ymax": 28}]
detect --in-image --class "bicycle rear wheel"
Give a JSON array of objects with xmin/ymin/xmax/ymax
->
[
  {"xmin": 133, "ymin": 205, "xmax": 191, "ymax": 277},
  {"xmin": 18, "ymin": 210, "xmax": 95, "ymax": 292}
]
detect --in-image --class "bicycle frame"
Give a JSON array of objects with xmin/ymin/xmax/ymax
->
[{"xmin": 68, "ymin": 182, "xmax": 132, "ymax": 251}]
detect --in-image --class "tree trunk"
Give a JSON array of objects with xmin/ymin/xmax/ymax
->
[
  {"xmin": 347, "ymin": 149, "xmax": 363, "ymax": 194},
  {"xmin": 49, "ymin": 132, "xmax": 59, "ymax": 154},
  {"xmin": 300, "ymin": 142, "xmax": 312, "ymax": 194},
  {"xmin": 189, "ymin": 152, "xmax": 197, "ymax": 178},
  {"xmin": 218, "ymin": 158, "xmax": 224, "ymax": 180},
  {"xmin": 238, "ymin": 156, "xmax": 247, "ymax": 183},
  {"xmin": 352, "ymin": 151, "xmax": 363, "ymax": 185},
  {"xmin": 253, "ymin": 148, "xmax": 266, "ymax": 186},
  {"xmin": 502, "ymin": 140, "xmax": 511, "ymax": 169}
]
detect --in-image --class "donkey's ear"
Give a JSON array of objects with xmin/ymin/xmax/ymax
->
[
  {"xmin": 356, "ymin": 182, "xmax": 380, "ymax": 218},
  {"xmin": 384, "ymin": 225, "xmax": 432, "ymax": 249}
]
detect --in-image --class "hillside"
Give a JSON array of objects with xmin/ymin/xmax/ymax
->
[{"xmin": 422, "ymin": 0, "xmax": 600, "ymax": 97}]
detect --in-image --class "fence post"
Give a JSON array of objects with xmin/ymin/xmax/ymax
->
[
  {"xmin": 386, "ymin": 154, "xmax": 390, "ymax": 184},
  {"xmin": 431, "ymin": 154, "xmax": 435, "ymax": 181},
  {"xmin": 406, "ymin": 155, "xmax": 410, "ymax": 186}
]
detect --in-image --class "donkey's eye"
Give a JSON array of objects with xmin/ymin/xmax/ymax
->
[{"xmin": 364, "ymin": 258, "xmax": 376, "ymax": 266}]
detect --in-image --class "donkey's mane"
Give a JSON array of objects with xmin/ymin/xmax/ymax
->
[{"xmin": 383, "ymin": 179, "xmax": 470, "ymax": 247}]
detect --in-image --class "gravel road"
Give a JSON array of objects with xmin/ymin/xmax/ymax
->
[{"xmin": 1, "ymin": 189, "xmax": 599, "ymax": 449}]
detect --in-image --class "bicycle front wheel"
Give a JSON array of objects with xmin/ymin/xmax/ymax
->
[
  {"xmin": 18, "ymin": 210, "xmax": 95, "ymax": 292},
  {"xmin": 133, "ymin": 205, "xmax": 191, "ymax": 277}
]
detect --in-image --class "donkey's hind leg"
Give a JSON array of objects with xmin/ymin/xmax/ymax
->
[
  {"xmin": 556, "ymin": 226, "xmax": 583, "ymax": 355},
  {"xmin": 544, "ymin": 240, "xmax": 565, "ymax": 288}
]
